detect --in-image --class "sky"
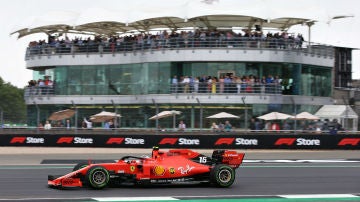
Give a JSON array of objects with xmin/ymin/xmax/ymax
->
[{"xmin": 1, "ymin": 0, "xmax": 359, "ymax": 88}]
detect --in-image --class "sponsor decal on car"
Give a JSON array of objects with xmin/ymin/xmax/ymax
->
[
  {"xmin": 62, "ymin": 178, "xmax": 76, "ymax": 185},
  {"xmin": 169, "ymin": 167, "xmax": 175, "ymax": 174},
  {"xmin": 153, "ymin": 165, "xmax": 165, "ymax": 176},
  {"xmin": 130, "ymin": 166, "xmax": 136, "ymax": 172},
  {"xmin": 178, "ymin": 164, "xmax": 194, "ymax": 175}
]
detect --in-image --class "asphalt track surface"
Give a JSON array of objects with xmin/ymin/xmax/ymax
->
[{"xmin": 0, "ymin": 147, "xmax": 359, "ymax": 201}]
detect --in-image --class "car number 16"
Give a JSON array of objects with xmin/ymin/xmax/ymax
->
[{"xmin": 199, "ymin": 156, "xmax": 207, "ymax": 163}]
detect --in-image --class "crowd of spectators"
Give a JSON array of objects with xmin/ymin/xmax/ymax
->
[
  {"xmin": 249, "ymin": 118, "xmax": 345, "ymax": 134},
  {"xmin": 170, "ymin": 73, "xmax": 286, "ymax": 94},
  {"xmin": 26, "ymin": 29, "xmax": 305, "ymax": 55},
  {"xmin": 26, "ymin": 76, "xmax": 54, "ymax": 95},
  {"xmin": 24, "ymin": 73, "xmax": 288, "ymax": 96}
]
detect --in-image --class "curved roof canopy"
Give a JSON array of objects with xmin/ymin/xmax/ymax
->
[{"xmin": 11, "ymin": 0, "xmax": 328, "ymax": 38}]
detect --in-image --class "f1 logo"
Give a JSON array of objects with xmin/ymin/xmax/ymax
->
[
  {"xmin": 56, "ymin": 137, "xmax": 74, "ymax": 144},
  {"xmin": 10, "ymin": 137, "xmax": 26, "ymax": 144},
  {"xmin": 159, "ymin": 138, "xmax": 178, "ymax": 145},
  {"xmin": 274, "ymin": 138, "xmax": 296, "ymax": 146},
  {"xmin": 106, "ymin": 138, "xmax": 124, "ymax": 144},
  {"xmin": 214, "ymin": 138, "xmax": 235, "ymax": 145},
  {"xmin": 338, "ymin": 138, "xmax": 360, "ymax": 146}
]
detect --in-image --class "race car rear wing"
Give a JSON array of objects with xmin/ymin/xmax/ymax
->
[{"xmin": 212, "ymin": 150, "xmax": 245, "ymax": 168}]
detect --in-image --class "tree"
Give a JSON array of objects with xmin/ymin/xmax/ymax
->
[{"xmin": 0, "ymin": 77, "xmax": 26, "ymax": 124}]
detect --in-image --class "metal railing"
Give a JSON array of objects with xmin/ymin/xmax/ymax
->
[
  {"xmin": 0, "ymin": 127, "xmax": 358, "ymax": 135},
  {"xmin": 25, "ymin": 36, "xmax": 334, "ymax": 59},
  {"xmin": 24, "ymin": 86, "xmax": 55, "ymax": 96},
  {"xmin": 24, "ymin": 82, "xmax": 284, "ymax": 97}
]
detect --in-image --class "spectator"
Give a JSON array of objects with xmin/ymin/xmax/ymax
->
[
  {"xmin": 282, "ymin": 120, "xmax": 291, "ymax": 130},
  {"xmin": 271, "ymin": 122, "xmax": 280, "ymax": 131},
  {"xmin": 224, "ymin": 120, "xmax": 232, "ymax": 132},
  {"xmin": 104, "ymin": 121, "xmax": 110, "ymax": 129},
  {"xmin": 109, "ymin": 120, "xmax": 115, "ymax": 129},
  {"xmin": 322, "ymin": 119, "xmax": 330, "ymax": 131},
  {"xmin": 55, "ymin": 121, "xmax": 64, "ymax": 128},
  {"xmin": 83, "ymin": 117, "xmax": 93, "ymax": 129},
  {"xmin": 249, "ymin": 118, "xmax": 256, "ymax": 130},
  {"xmin": 157, "ymin": 125, "xmax": 166, "ymax": 132},
  {"xmin": 44, "ymin": 120, "xmax": 52, "ymax": 130},
  {"xmin": 178, "ymin": 120, "xmax": 186, "ymax": 131},
  {"xmin": 315, "ymin": 125, "xmax": 322, "ymax": 133},
  {"xmin": 65, "ymin": 119, "xmax": 71, "ymax": 129},
  {"xmin": 329, "ymin": 119, "xmax": 343, "ymax": 134},
  {"xmin": 255, "ymin": 119, "xmax": 262, "ymax": 130},
  {"xmin": 218, "ymin": 122, "xmax": 225, "ymax": 132},
  {"xmin": 171, "ymin": 75, "xmax": 178, "ymax": 93},
  {"xmin": 38, "ymin": 123, "xmax": 44, "ymax": 130},
  {"xmin": 264, "ymin": 121, "xmax": 271, "ymax": 130},
  {"xmin": 211, "ymin": 122, "xmax": 219, "ymax": 132}
]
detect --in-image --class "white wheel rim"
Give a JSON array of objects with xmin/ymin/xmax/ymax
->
[
  {"xmin": 93, "ymin": 170, "xmax": 106, "ymax": 184},
  {"xmin": 218, "ymin": 169, "xmax": 231, "ymax": 183}
]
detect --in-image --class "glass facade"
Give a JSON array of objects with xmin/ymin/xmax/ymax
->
[
  {"xmin": 26, "ymin": 61, "xmax": 332, "ymax": 128},
  {"xmin": 51, "ymin": 62, "xmax": 332, "ymax": 97}
]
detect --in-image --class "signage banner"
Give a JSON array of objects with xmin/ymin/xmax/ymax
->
[{"xmin": 0, "ymin": 134, "xmax": 359, "ymax": 149}]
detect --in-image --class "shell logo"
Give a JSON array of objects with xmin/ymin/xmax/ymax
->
[
  {"xmin": 130, "ymin": 166, "xmax": 136, "ymax": 172},
  {"xmin": 153, "ymin": 165, "xmax": 165, "ymax": 176}
]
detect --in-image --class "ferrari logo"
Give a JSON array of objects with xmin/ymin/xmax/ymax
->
[
  {"xmin": 130, "ymin": 166, "xmax": 135, "ymax": 172},
  {"xmin": 153, "ymin": 165, "xmax": 165, "ymax": 176},
  {"xmin": 169, "ymin": 167, "xmax": 175, "ymax": 174}
]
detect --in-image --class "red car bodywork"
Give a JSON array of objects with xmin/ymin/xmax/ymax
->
[{"xmin": 48, "ymin": 148, "xmax": 245, "ymax": 189}]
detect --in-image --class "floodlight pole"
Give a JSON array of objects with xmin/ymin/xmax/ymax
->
[
  {"xmin": 0, "ymin": 106, "xmax": 3, "ymax": 129},
  {"xmin": 152, "ymin": 99, "xmax": 159, "ymax": 131},
  {"xmin": 241, "ymin": 97, "xmax": 248, "ymax": 129},
  {"xmin": 306, "ymin": 21, "xmax": 315, "ymax": 48},
  {"xmin": 111, "ymin": 99, "xmax": 118, "ymax": 132},
  {"xmin": 71, "ymin": 100, "xmax": 77, "ymax": 133},
  {"xmin": 196, "ymin": 98, "xmax": 203, "ymax": 130},
  {"xmin": 33, "ymin": 102, "xmax": 40, "ymax": 133},
  {"xmin": 290, "ymin": 97, "xmax": 297, "ymax": 134}
]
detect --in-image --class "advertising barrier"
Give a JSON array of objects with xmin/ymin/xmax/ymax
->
[{"xmin": 0, "ymin": 133, "xmax": 359, "ymax": 149}]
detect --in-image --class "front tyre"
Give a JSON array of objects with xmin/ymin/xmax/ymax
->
[
  {"xmin": 73, "ymin": 162, "xmax": 89, "ymax": 171},
  {"xmin": 85, "ymin": 166, "xmax": 110, "ymax": 189},
  {"xmin": 210, "ymin": 164, "xmax": 235, "ymax": 187}
]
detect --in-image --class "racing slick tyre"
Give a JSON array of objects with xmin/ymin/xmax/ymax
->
[
  {"xmin": 210, "ymin": 164, "xmax": 235, "ymax": 187},
  {"xmin": 85, "ymin": 166, "xmax": 110, "ymax": 189},
  {"xmin": 73, "ymin": 162, "xmax": 89, "ymax": 171}
]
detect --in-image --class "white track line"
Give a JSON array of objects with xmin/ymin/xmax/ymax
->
[
  {"xmin": 93, "ymin": 197, "xmax": 179, "ymax": 201},
  {"xmin": 279, "ymin": 194, "xmax": 359, "ymax": 198}
]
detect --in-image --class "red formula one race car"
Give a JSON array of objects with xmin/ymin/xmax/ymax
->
[{"xmin": 48, "ymin": 147, "xmax": 245, "ymax": 189}]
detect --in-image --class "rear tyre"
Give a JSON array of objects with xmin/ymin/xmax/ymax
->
[
  {"xmin": 85, "ymin": 166, "xmax": 110, "ymax": 189},
  {"xmin": 210, "ymin": 164, "xmax": 235, "ymax": 187},
  {"xmin": 73, "ymin": 162, "xmax": 89, "ymax": 171}
]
